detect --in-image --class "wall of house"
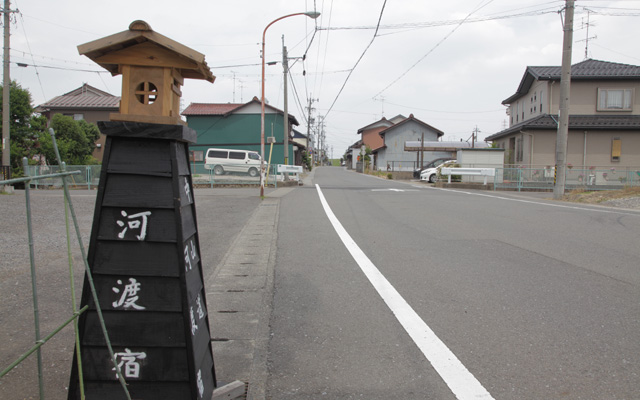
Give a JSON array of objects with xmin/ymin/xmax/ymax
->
[
  {"xmin": 496, "ymin": 129, "xmax": 640, "ymax": 169},
  {"xmin": 543, "ymin": 80, "xmax": 640, "ymax": 118},
  {"xmin": 509, "ymin": 81, "xmax": 550, "ymax": 126},
  {"xmin": 186, "ymin": 112, "xmax": 295, "ymax": 167},
  {"xmin": 376, "ymin": 120, "xmax": 440, "ymax": 171},
  {"xmin": 580, "ymin": 130, "xmax": 640, "ymax": 167},
  {"xmin": 509, "ymin": 79, "xmax": 640, "ymax": 127},
  {"xmin": 457, "ymin": 148, "xmax": 505, "ymax": 183},
  {"xmin": 361, "ymin": 126, "xmax": 387, "ymax": 150}
]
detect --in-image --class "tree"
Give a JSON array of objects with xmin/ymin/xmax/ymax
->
[
  {"xmin": 0, "ymin": 81, "xmax": 38, "ymax": 173},
  {"xmin": 37, "ymin": 114, "xmax": 100, "ymax": 165},
  {"xmin": 301, "ymin": 149, "xmax": 312, "ymax": 171}
]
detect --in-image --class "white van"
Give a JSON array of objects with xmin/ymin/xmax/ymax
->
[{"xmin": 204, "ymin": 148, "xmax": 262, "ymax": 177}]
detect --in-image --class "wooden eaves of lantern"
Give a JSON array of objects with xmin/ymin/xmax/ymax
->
[{"xmin": 78, "ymin": 20, "xmax": 215, "ymax": 126}]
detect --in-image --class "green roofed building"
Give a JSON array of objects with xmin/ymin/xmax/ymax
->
[{"xmin": 182, "ymin": 97, "xmax": 300, "ymax": 168}]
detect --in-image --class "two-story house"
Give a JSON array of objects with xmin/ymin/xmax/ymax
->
[
  {"xmin": 182, "ymin": 97, "xmax": 300, "ymax": 169},
  {"xmin": 357, "ymin": 115, "xmax": 406, "ymax": 152},
  {"xmin": 486, "ymin": 59, "xmax": 640, "ymax": 169},
  {"xmin": 374, "ymin": 114, "xmax": 444, "ymax": 173},
  {"xmin": 36, "ymin": 84, "xmax": 120, "ymax": 161}
]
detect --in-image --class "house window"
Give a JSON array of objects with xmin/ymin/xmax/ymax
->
[
  {"xmin": 516, "ymin": 136, "xmax": 523, "ymax": 162},
  {"xmin": 74, "ymin": 114, "xmax": 84, "ymax": 120},
  {"xmin": 598, "ymin": 88, "xmax": 633, "ymax": 111},
  {"xmin": 611, "ymin": 138, "xmax": 621, "ymax": 162}
]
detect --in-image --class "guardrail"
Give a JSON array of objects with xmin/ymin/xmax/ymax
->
[{"xmin": 441, "ymin": 167, "xmax": 495, "ymax": 185}]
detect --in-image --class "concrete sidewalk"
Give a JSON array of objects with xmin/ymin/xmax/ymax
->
[{"xmin": 205, "ymin": 184, "xmax": 301, "ymax": 399}]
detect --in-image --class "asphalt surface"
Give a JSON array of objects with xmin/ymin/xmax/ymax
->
[{"xmin": 267, "ymin": 168, "xmax": 640, "ymax": 399}]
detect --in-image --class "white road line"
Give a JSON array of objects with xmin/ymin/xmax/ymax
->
[
  {"xmin": 425, "ymin": 186, "xmax": 640, "ymax": 215},
  {"xmin": 315, "ymin": 184, "xmax": 494, "ymax": 400}
]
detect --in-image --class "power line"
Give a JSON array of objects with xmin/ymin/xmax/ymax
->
[
  {"xmin": 288, "ymin": 69, "xmax": 308, "ymax": 127},
  {"xmin": 318, "ymin": 7, "xmax": 559, "ymax": 32},
  {"xmin": 16, "ymin": 10, "xmax": 46, "ymax": 100},
  {"xmin": 316, "ymin": 0, "xmax": 334, "ymax": 103},
  {"xmin": 11, "ymin": 48, "xmax": 97, "ymax": 67},
  {"xmin": 372, "ymin": 0, "xmax": 496, "ymax": 99},
  {"xmin": 323, "ymin": 0, "xmax": 388, "ymax": 119},
  {"xmin": 383, "ymin": 100, "xmax": 504, "ymax": 114},
  {"xmin": 11, "ymin": 61, "xmax": 108, "ymax": 73}
]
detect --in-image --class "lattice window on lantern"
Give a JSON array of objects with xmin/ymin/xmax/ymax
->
[{"xmin": 135, "ymin": 82, "xmax": 158, "ymax": 105}]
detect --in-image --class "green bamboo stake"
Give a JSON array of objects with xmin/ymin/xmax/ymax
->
[
  {"xmin": 64, "ymin": 186, "xmax": 85, "ymax": 399},
  {"xmin": 22, "ymin": 158, "xmax": 45, "ymax": 400}
]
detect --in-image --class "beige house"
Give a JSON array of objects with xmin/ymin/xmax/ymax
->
[
  {"xmin": 486, "ymin": 59, "xmax": 640, "ymax": 169},
  {"xmin": 36, "ymin": 84, "xmax": 120, "ymax": 161}
]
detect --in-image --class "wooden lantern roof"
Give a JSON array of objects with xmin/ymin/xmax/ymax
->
[{"xmin": 78, "ymin": 20, "xmax": 215, "ymax": 83}]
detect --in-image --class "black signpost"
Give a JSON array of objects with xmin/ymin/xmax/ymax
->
[{"xmin": 68, "ymin": 121, "xmax": 216, "ymax": 399}]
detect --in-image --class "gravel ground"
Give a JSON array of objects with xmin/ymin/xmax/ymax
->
[
  {"xmin": 0, "ymin": 187, "xmax": 262, "ymax": 400},
  {"xmin": 599, "ymin": 196, "xmax": 640, "ymax": 209},
  {"xmin": 0, "ymin": 190, "xmax": 94, "ymax": 400}
]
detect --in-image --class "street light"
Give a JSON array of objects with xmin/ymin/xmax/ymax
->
[{"xmin": 260, "ymin": 11, "xmax": 320, "ymax": 197}]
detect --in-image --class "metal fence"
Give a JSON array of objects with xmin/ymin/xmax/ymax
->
[
  {"xmin": 429, "ymin": 164, "xmax": 640, "ymax": 192},
  {"xmin": 490, "ymin": 166, "xmax": 640, "ymax": 191},
  {"xmin": 382, "ymin": 160, "xmax": 418, "ymax": 172},
  {"xmin": 191, "ymin": 162, "xmax": 286, "ymax": 187},
  {"xmin": 24, "ymin": 165, "xmax": 102, "ymax": 190},
  {"xmin": 17, "ymin": 163, "xmax": 640, "ymax": 192},
  {"xmin": 21, "ymin": 163, "xmax": 289, "ymax": 189}
]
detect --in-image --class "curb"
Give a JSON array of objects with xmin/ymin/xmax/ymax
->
[{"xmin": 205, "ymin": 193, "xmax": 281, "ymax": 399}]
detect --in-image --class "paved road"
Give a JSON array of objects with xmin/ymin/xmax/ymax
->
[{"xmin": 267, "ymin": 167, "xmax": 640, "ymax": 399}]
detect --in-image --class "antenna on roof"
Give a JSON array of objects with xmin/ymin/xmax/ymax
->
[
  {"xmin": 373, "ymin": 96, "xmax": 385, "ymax": 118},
  {"xmin": 577, "ymin": 9, "xmax": 597, "ymax": 60}
]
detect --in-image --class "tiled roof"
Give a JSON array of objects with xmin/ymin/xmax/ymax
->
[
  {"xmin": 37, "ymin": 84, "xmax": 120, "ymax": 109},
  {"xmin": 503, "ymin": 59, "xmax": 640, "ymax": 104},
  {"xmin": 182, "ymin": 98, "xmax": 300, "ymax": 125},
  {"xmin": 292, "ymin": 129, "xmax": 307, "ymax": 139},
  {"xmin": 529, "ymin": 59, "xmax": 640, "ymax": 80},
  {"xmin": 486, "ymin": 114, "xmax": 640, "ymax": 141},
  {"xmin": 379, "ymin": 113, "xmax": 444, "ymax": 137},
  {"xmin": 181, "ymin": 103, "xmax": 244, "ymax": 115},
  {"xmin": 357, "ymin": 117, "xmax": 392, "ymax": 134}
]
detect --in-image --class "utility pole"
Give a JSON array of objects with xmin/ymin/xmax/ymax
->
[
  {"xmin": 420, "ymin": 132, "xmax": 424, "ymax": 168},
  {"xmin": 231, "ymin": 71, "xmax": 237, "ymax": 103},
  {"xmin": 317, "ymin": 115, "xmax": 325, "ymax": 166},
  {"xmin": 554, "ymin": 0, "xmax": 574, "ymax": 200},
  {"xmin": 472, "ymin": 126, "xmax": 480, "ymax": 148},
  {"xmin": 2, "ymin": 0, "xmax": 16, "ymax": 179},
  {"xmin": 306, "ymin": 97, "xmax": 317, "ymax": 164},
  {"xmin": 282, "ymin": 36, "xmax": 289, "ymax": 166}
]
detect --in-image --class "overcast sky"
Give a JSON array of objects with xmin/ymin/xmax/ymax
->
[{"xmin": 7, "ymin": 0, "xmax": 640, "ymax": 157}]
